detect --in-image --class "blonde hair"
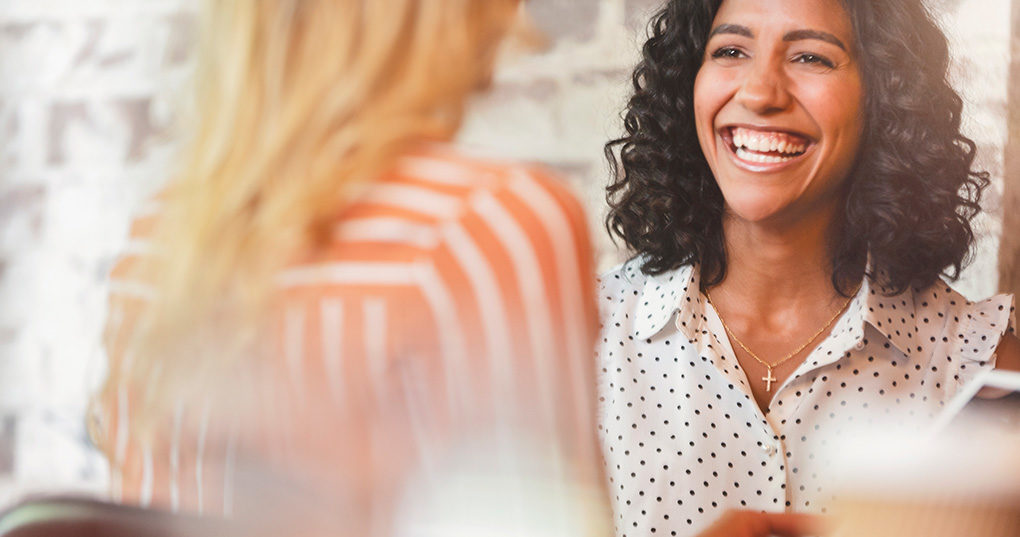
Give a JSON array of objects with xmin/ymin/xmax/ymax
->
[{"xmin": 96, "ymin": 0, "xmax": 520, "ymax": 449}]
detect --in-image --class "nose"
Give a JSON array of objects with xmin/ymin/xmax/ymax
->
[{"xmin": 735, "ymin": 57, "xmax": 792, "ymax": 114}]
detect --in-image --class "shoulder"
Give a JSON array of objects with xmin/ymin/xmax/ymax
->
[
  {"xmin": 596, "ymin": 260, "xmax": 697, "ymax": 337},
  {"xmin": 313, "ymin": 146, "xmax": 590, "ymax": 263},
  {"xmin": 910, "ymin": 281, "xmax": 1016, "ymax": 364},
  {"xmin": 595, "ymin": 260, "xmax": 650, "ymax": 367},
  {"xmin": 597, "ymin": 259, "xmax": 695, "ymax": 304},
  {"xmin": 299, "ymin": 147, "xmax": 598, "ymax": 305},
  {"xmin": 994, "ymin": 333, "xmax": 1020, "ymax": 372},
  {"xmin": 347, "ymin": 145, "xmax": 591, "ymax": 249},
  {"xmin": 478, "ymin": 157, "xmax": 591, "ymax": 234},
  {"xmin": 397, "ymin": 144, "xmax": 586, "ymax": 216},
  {"xmin": 597, "ymin": 258, "xmax": 652, "ymax": 311}
]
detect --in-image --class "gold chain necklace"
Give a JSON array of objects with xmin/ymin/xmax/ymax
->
[{"xmin": 704, "ymin": 286, "xmax": 859, "ymax": 392}]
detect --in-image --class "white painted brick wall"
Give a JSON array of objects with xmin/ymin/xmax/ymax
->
[
  {"xmin": 0, "ymin": 0, "xmax": 196, "ymax": 503},
  {"xmin": 0, "ymin": 0, "xmax": 1010, "ymax": 505}
]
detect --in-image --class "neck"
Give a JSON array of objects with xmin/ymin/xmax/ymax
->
[{"xmin": 715, "ymin": 204, "xmax": 841, "ymax": 310}]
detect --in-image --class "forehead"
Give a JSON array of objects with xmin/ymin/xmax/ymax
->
[{"xmin": 712, "ymin": 0, "xmax": 854, "ymax": 45}]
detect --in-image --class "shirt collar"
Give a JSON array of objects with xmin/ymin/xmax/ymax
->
[
  {"xmin": 632, "ymin": 262, "xmax": 919, "ymax": 356},
  {"xmin": 633, "ymin": 263, "xmax": 703, "ymax": 341},
  {"xmin": 788, "ymin": 273, "xmax": 918, "ymax": 362},
  {"xmin": 858, "ymin": 275, "xmax": 918, "ymax": 356}
]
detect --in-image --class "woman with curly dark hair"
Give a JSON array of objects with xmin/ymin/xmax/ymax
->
[{"xmin": 597, "ymin": 0, "xmax": 1019, "ymax": 535}]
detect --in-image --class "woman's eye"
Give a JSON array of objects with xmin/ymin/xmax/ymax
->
[
  {"xmin": 711, "ymin": 47, "xmax": 746, "ymax": 60},
  {"xmin": 793, "ymin": 53, "xmax": 835, "ymax": 69}
]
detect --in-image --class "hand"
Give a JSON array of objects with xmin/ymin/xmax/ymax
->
[{"xmin": 697, "ymin": 509, "xmax": 826, "ymax": 537}]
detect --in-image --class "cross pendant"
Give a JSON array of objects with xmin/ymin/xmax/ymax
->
[{"xmin": 762, "ymin": 367, "xmax": 777, "ymax": 392}]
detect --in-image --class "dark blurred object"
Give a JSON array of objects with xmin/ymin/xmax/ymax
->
[
  {"xmin": 0, "ymin": 497, "xmax": 239, "ymax": 537},
  {"xmin": 0, "ymin": 416, "xmax": 14, "ymax": 475}
]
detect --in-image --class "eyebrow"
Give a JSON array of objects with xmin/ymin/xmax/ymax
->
[
  {"xmin": 709, "ymin": 23, "xmax": 753, "ymax": 39},
  {"xmin": 783, "ymin": 29, "xmax": 847, "ymax": 51},
  {"xmin": 708, "ymin": 24, "xmax": 848, "ymax": 52}
]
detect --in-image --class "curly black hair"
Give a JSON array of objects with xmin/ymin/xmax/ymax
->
[{"xmin": 605, "ymin": 0, "xmax": 989, "ymax": 295}]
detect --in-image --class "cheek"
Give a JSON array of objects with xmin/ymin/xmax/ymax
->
[
  {"xmin": 693, "ymin": 71, "xmax": 710, "ymax": 134},
  {"xmin": 831, "ymin": 90, "xmax": 864, "ymax": 164},
  {"xmin": 693, "ymin": 69, "xmax": 727, "ymax": 150},
  {"xmin": 812, "ymin": 78, "xmax": 864, "ymax": 137},
  {"xmin": 795, "ymin": 83, "xmax": 863, "ymax": 173}
]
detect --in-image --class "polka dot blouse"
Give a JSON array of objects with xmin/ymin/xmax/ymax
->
[{"xmin": 596, "ymin": 261, "xmax": 1016, "ymax": 537}]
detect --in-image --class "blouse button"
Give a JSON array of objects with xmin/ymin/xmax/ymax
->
[
  {"xmin": 762, "ymin": 444, "xmax": 777, "ymax": 457},
  {"xmin": 854, "ymin": 340, "xmax": 865, "ymax": 351}
]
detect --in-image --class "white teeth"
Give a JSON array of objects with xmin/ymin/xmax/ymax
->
[
  {"xmin": 735, "ymin": 147, "xmax": 795, "ymax": 164},
  {"xmin": 731, "ymin": 127, "xmax": 808, "ymax": 155}
]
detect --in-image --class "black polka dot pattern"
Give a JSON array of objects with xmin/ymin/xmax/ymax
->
[{"xmin": 595, "ymin": 261, "xmax": 1016, "ymax": 537}]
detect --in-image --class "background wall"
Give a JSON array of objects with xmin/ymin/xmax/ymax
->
[
  {"xmin": 1002, "ymin": 0, "xmax": 1020, "ymax": 300},
  {"xmin": 0, "ymin": 0, "xmax": 1012, "ymax": 505},
  {"xmin": 0, "ymin": 0, "xmax": 194, "ymax": 503}
]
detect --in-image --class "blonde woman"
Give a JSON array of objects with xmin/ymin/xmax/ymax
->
[{"xmin": 95, "ymin": 1, "xmax": 609, "ymax": 535}]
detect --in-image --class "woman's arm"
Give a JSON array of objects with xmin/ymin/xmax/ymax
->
[
  {"xmin": 993, "ymin": 333, "xmax": 1020, "ymax": 372},
  {"xmin": 976, "ymin": 334, "xmax": 1020, "ymax": 399},
  {"xmin": 697, "ymin": 510, "xmax": 826, "ymax": 537}
]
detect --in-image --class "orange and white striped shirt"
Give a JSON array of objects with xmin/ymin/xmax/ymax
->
[{"xmin": 102, "ymin": 144, "xmax": 610, "ymax": 535}]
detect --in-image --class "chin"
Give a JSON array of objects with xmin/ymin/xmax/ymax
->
[
  {"xmin": 727, "ymin": 206, "xmax": 787, "ymax": 224},
  {"xmin": 720, "ymin": 187, "xmax": 793, "ymax": 224}
]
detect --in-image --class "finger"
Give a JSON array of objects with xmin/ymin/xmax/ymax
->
[{"xmin": 763, "ymin": 512, "xmax": 829, "ymax": 536}]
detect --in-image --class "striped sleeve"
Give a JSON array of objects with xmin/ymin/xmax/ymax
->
[
  {"xmin": 377, "ymin": 163, "xmax": 607, "ymax": 535},
  {"xmin": 269, "ymin": 160, "xmax": 607, "ymax": 530},
  {"xmin": 428, "ymin": 165, "xmax": 600, "ymax": 449},
  {"xmin": 102, "ymin": 207, "xmax": 237, "ymax": 517}
]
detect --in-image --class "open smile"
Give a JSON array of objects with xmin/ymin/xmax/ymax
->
[{"xmin": 719, "ymin": 126, "xmax": 816, "ymax": 172}]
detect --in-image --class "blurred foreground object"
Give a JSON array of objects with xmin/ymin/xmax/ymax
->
[
  {"xmin": 827, "ymin": 371, "xmax": 1020, "ymax": 537},
  {"xmin": 0, "ymin": 497, "xmax": 237, "ymax": 537}
]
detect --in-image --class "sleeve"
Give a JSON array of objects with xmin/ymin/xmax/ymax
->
[
  {"xmin": 951, "ymin": 293, "xmax": 1016, "ymax": 385},
  {"xmin": 594, "ymin": 264, "xmax": 626, "ymax": 440},
  {"xmin": 100, "ymin": 212, "xmax": 235, "ymax": 517},
  {"xmin": 99, "ymin": 215, "xmax": 157, "ymax": 507},
  {"xmin": 392, "ymin": 165, "xmax": 612, "ymax": 537}
]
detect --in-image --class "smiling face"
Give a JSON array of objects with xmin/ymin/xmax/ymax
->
[{"xmin": 694, "ymin": 0, "xmax": 864, "ymax": 227}]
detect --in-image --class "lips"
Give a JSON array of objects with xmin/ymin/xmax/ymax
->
[{"xmin": 720, "ymin": 126, "xmax": 815, "ymax": 167}]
